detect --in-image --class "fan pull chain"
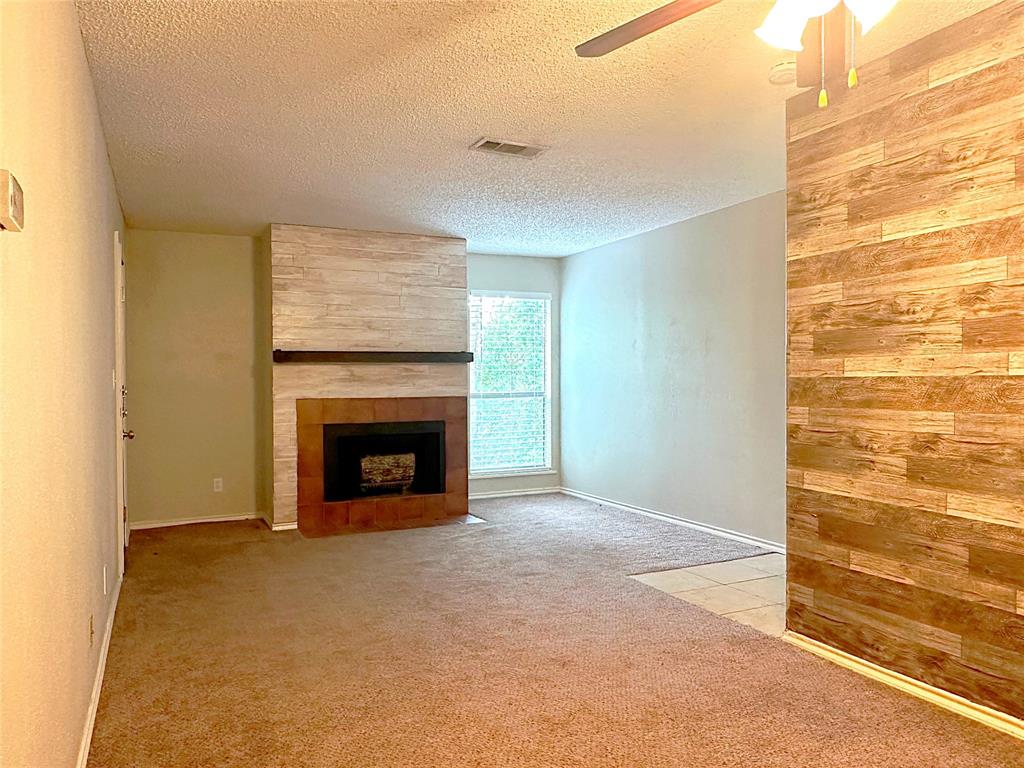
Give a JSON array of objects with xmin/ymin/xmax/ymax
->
[
  {"xmin": 848, "ymin": 11, "xmax": 859, "ymax": 89},
  {"xmin": 817, "ymin": 15, "xmax": 828, "ymax": 109}
]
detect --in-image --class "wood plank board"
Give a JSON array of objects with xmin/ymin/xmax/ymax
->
[
  {"xmin": 812, "ymin": 323, "xmax": 962, "ymax": 357},
  {"xmin": 842, "ymin": 353, "xmax": 1008, "ymax": 377}
]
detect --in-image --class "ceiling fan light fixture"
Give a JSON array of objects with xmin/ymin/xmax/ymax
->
[
  {"xmin": 755, "ymin": 0, "xmax": 899, "ymax": 51},
  {"xmin": 757, "ymin": 0, "xmax": 910, "ymax": 52}
]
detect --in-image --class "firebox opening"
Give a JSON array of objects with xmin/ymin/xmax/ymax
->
[{"xmin": 323, "ymin": 421, "xmax": 445, "ymax": 502}]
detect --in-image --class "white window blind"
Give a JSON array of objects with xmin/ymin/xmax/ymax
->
[{"xmin": 469, "ymin": 292, "xmax": 551, "ymax": 475}]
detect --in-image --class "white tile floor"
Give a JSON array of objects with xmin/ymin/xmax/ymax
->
[{"xmin": 631, "ymin": 554, "xmax": 787, "ymax": 637}]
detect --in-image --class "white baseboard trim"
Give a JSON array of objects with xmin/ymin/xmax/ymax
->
[
  {"xmin": 469, "ymin": 487, "xmax": 561, "ymax": 500},
  {"xmin": 130, "ymin": 514, "xmax": 259, "ymax": 531},
  {"xmin": 254, "ymin": 514, "xmax": 296, "ymax": 532},
  {"xmin": 76, "ymin": 576, "xmax": 122, "ymax": 768},
  {"xmin": 559, "ymin": 487, "xmax": 785, "ymax": 553},
  {"xmin": 784, "ymin": 631, "xmax": 1024, "ymax": 741}
]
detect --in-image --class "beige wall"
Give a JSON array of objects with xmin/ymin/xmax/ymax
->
[
  {"xmin": 467, "ymin": 254, "xmax": 562, "ymax": 497},
  {"xmin": 255, "ymin": 232, "xmax": 273, "ymax": 523},
  {"xmin": 125, "ymin": 230, "xmax": 267, "ymax": 526},
  {"xmin": 0, "ymin": 2, "xmax": 125, "ymax": 766},
  {"xmin": 560, "ymin": 194, "xmax": 787, "ymax": 546}
]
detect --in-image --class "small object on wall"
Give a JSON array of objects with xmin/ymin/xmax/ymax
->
[
  {"xmin": 0, "ymin": 170, "xmax": 24, "ymax": 232},
  {"xmin": 768, "ymin": 60, "xmax": 798, "ymax": 86}
]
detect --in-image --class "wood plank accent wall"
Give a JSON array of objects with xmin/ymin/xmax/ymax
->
[
  {"xmin": 786, "ymin": 1, "xmax": 1024, "ymax": 719},
  {"xmin": 270, "ymin": 225, "xmax": 470, "ymax": 526},
  {"xmin": 271, "ymin": 223, "xmax": 468, "ymax": 352}
]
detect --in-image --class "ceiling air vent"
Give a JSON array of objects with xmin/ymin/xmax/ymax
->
[{"xmin": 471, "ymin": 137, "xmax": 548, "ymax": 159}]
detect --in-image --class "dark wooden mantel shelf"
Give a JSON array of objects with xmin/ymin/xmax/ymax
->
[{"xmin": 273, "ymin": 350, "xmax": 473, "ymax": 364}]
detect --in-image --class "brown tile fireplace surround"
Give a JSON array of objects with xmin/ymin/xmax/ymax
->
[
  {"xmin": 296, "ymin": 396, "xmax": 468, "ymax": 536},
  {"xmin": 268, "ymin": 223, "xmax": 472, "ymax": 536}
]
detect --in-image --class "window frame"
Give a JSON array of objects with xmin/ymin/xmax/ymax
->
[{"xmin": 467, "ymin": 289, "xmax": 554, "ymax": 479}]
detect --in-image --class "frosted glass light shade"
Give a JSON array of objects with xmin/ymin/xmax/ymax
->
[
  {"xmin": 754, "ymin": 0, "xmax": 814, "ymax": 51},
  {"xmin": 755, "ymin": 0, "xmax": 841, "ymax": 52}
]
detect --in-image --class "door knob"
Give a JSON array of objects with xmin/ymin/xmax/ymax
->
[{"xmin": 122, "ymin": 430, "xmax": 135, "ymax": 440}]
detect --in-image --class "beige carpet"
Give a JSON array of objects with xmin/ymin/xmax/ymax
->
[{"xmin": 88, "ymin": 494, "xmax": 1020, "ymax": 767}]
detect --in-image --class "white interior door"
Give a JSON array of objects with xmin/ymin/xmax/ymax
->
[{"xmin": 114, "ymin": 230, "xmax": 131, "ymax": 573}]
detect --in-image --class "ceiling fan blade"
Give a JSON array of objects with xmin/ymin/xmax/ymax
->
[{"xmin": 575, "ymin": 0, "xmax": 723, "ymax": 57}]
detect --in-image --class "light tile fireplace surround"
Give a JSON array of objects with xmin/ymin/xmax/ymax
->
[{"xmin": 268, "ymin": 224, "xmax": 471, "ymax": 535}]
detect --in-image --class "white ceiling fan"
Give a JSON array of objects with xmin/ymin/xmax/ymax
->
[{"xmin": 574, "ymin": 0, "xmax": 900, "ymax": 57}]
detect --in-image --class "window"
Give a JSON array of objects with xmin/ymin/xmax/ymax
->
[{"xmin": 468, "ymin": 292, "xmax": 552, "ymax": 475}]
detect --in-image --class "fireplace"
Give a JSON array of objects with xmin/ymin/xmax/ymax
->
[
  {"xmin": 295, "ymin": 396, "xmax": 468, "ymax": 536},
  {"xmin": 323, "ymin": 421, "xmax": 445, "ymax": 501}
]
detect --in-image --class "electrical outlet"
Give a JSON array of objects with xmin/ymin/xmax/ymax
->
[
  {"xmin": 213, "ymin": 477, "xmax": 223, "ymax": 492},
  {"xmin": 89, "ymin": 614, "xmax": 95, "ymax": 648}
]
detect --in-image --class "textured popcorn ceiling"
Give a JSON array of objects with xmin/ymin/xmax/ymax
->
[{"xmin": 76, "ymin": 1, "xmax": 998, "ymax": 256}]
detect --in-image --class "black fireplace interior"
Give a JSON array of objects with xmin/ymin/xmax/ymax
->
[{"xmin": 323, "ymin": 420, "xmax": 445, "ymax": 501}]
